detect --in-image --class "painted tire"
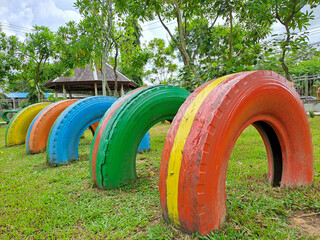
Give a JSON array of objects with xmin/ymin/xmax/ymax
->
[
  {"xmin": 89, "ymin": 121, "xmax": 100, "ymax": 135},
  {"xmin": 5, "ymin": 102, "xmax": 51, "ymax": 147},
  {"xmin": 26, "ymin": 99, "xmax": 78, "ymax": 154},
  {"xmin": 90, "ymin": 85, "xmax": 190, "ymax": 189},
  {"xmin": 87, "ymin": 121, "xmax": 150, "ymax": 153},
  {"xmin": 2, "ymin": 110, "xmax": 19, "ymax": 123},
  {"xmin": 137, "ymin": 132, "xmax": 151, "ymax": 153},
  {"xmin": 159, "ymin": 71, "xmax": 313, "ymax": 235},
  {"xmin": 47, "ymin": 96, "xmax": 117, "ymax": 166}
]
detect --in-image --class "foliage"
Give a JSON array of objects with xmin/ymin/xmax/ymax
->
[
  {"xmin": 173, "ymin": 16, "xmax": 269, "ymax": 91},
  {"xmin": 256, "ymin": 44, "xmax": 320, "ymax": 77},
  {"xmin": 145, "ymin": 38, "xmax": 178, "ymax": 85},
  {"xmin": 252, "ymin": 0, "xmax": 318, "ymax": 81},
  {"xmin": 0, "ymin": 31, "xmax": 21, "ymax": 86},
  {"xmin": 15, "ymin": 26, "xmax": 64, "ymax": 103},
  {"xmin": 75, "ymin": 0, "xmax": 149, "ymax": 95}
]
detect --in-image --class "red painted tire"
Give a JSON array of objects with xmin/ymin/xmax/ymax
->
[
  {"xmin": 26, "ymin": 99, "xmax": 78, "ymax": 154},
  {"xmin": 159, "ymin": 71, "xmax": 313, "ymax": 235}
]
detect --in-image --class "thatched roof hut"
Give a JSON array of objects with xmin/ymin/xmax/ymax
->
[{"xmin": 43, "ymin": 63, "xmax": 139, "ymax": 98}]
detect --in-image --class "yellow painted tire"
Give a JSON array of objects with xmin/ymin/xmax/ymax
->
[{"xmin": 5, "ymin": 102, "xmax": 51, "ymax": 147}]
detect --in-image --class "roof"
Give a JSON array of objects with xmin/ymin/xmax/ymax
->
[
  {"xmin": 4, "ymin": 92, "xmax": 51, "ymax": 98},
  {"xmin": 4, "ymin": 93, "xmax": 28, "ymax": 98},
  {"xmin": 43, "ymin": 64, "xmax": 139, "ymax": 91}
]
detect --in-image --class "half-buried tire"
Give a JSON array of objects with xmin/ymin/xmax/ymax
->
[
  {"xmin": 159, "ymin": 71, "xmax": 313, "ymax": 235},
  {"xmin": 5, "ymin": 102, "xmax": 51, "ymax": 147},
  {"xmin": 90, "ymin": 85, "xmax": 190, "ymax": 189},
  {"xmin": 26, "ymin": 99, "xmax": 78, "ymax": 154},
  {"xmin": 47, "ymin": 96, "xmax": 117, "ymax": 166}
]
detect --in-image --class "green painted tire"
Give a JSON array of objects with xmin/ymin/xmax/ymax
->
[{"xmin": 90, "ymin": 85, "xmax": 190, "ymax": 189}]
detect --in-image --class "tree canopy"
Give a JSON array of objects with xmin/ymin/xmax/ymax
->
[{"xmin": 1, "ymin": 0, "xmax": 319, "ymax": 101}]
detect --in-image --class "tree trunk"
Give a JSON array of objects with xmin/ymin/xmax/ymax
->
[
  {"xmin": 156, "ymin": 3, "xmax": 200, "ymax": 81},
  {"xmin": 101, "ymin": 46, "xmax": 112, "ymax": 96},
  {"xmin": 228, "ymin": 4, "xmax": 233, "ymax": 61},
  {"xmin": 279, "ymin": 25, "xmax": 292, "ymax": 81},
  {"xmin": 174, "ymin": 0, "xmax": 200, "ymax": 80},
  {"xmin": 36, "ymin": 82, "xmax": 41, "ymax": 103},
  {"xmin": 112, "ymin": 37, "xmax": 119, "ymax": 98},
  {"xmin": 100, "ymin": 0, "xmax": 113, "ymax": 96},
  {"xmin": 35, "ymin": 64, "xmax": 42, "ymax": 102}
]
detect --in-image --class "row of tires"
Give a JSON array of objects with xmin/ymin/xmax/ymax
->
[
  {"xmin": 4, "ymin": 71, "xmax": 314, "ymax": 235},
  {"xmin": 5, "ymin": 96, "xmax": 151, "ymax": 165}
]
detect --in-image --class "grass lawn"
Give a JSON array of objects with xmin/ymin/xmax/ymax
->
[{"xmin": 0, "ymin": 119, "xmax": 319, "ymax": 239}]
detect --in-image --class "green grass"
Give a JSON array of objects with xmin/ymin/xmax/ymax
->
[{"xmin": 0, "ymin": 119, "xmax": 319, "ymax": 239}]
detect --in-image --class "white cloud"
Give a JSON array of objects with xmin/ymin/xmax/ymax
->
[{"xmin": 0, "ymin": 0, "xmax": 81, "ymax": 39}]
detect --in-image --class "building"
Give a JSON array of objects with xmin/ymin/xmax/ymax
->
[{"xmin": 43, "ymin": 63, "xmax": 139, "ymax": 98}]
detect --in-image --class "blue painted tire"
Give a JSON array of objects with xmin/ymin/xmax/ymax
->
[
  {"xmin": 47, "ymin": 96, "xmax": 118, "ymax": 166},
  {"xmin": 138, "ymin": 132, "xmax": 151, "ymax": 153}
]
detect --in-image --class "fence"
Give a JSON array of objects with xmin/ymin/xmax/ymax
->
[{"xmin": 292, "ymin": 75, "xmax": 320, "ymax": 102}]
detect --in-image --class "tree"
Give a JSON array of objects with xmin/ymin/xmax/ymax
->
[
  {"xmin": 254, "ymin": 0, "xmax": 318, "ymax": 81},
  {"xmin": 75, "ymin": 0, "xmax": 114, "ymax": 96},
  {"xmin": 0, "ymin": 31, "xmax": 21, "ymax": 87},
  {"xmin": 116, "ymin": 16, "xmax": 149, "ymax": 87},
  {"xmin": 119, "ymin": 0, "xmax": 219, "ymax": 83},
  {"xmin": 17, "ymin": 26, "xmax": 61, "ymax": 102},
  {"xmin": 56, "ymin": 21, "xmax": 93, "ymax": 74},
  {"xmin": 169, "ymin": 7, "xmax": 271, "ymax": 90},
  {"xmin": 145, "ymin": 38, "xmax": 178, "ymax": 84}
]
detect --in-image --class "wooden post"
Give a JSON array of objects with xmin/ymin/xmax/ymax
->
[
  {"xmin": 120, "ymin": 84, "xmax": 124, "ymax": 96},
  {"xmin": 305, "ymin": 80, "xmax": 309, "ymax": 102},
  {"xmin": 69, "ymin": 92, "xmax": 72, "ymax": 99},
  {"xmin": 95, "ymin": 83, "xmax": 98, "ymax": 96},
  {"xmin": 63, "ymin": 84, "xmax": 67, "ymax": 98}
]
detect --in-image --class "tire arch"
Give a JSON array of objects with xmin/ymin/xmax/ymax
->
[
  {"xmin": 159, "ymin": 71, "xmax": 313, "ymax": 235},
  {"xmin": 5, "ymin": 102, "xmax": 51, "ymax": 147},
  {"xmin": 47, "ymin": 96, "xmax": 117, "ymax": 166},
  {"xmin": 26, "ymin": 99, "xmax": 78, "ymax": 154},
  {"xmin": 90, "ymin": 85, "xmax": 190, "ymax": 189}
]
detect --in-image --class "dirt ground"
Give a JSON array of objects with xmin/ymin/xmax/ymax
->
[{"xmin": 290, "ymin": 212, "xmax": 320, "ymax": 238}]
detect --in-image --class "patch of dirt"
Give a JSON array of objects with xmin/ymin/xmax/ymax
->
[{"xmin": 289, "ymin": 212, "xmax": 320, "ymax": 238}]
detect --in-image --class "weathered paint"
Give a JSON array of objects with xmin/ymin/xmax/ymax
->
[
  {"xmin": 160, "ymin": 71, "xmax": 314, "ymax": 235},
  {"xmin": 166, "ymin": 75, "xmax": 233, "ymax": 226},
  {"xmin": 90, "ymin": 87, "xmax": 147, "ymax": 186}
]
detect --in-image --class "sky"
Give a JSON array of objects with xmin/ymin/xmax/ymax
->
[
  {"xmin": 0, "ymin": 0, "xmax": 319, "ymax": 45},
  {"xmin": 0, "ymin": 0, "xmax": 176, "ymax": 44}
]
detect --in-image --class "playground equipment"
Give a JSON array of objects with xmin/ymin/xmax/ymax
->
[
  {"xmin": 26, "ymin": 99, "xmax": 78, "ymax": 154},
  {"xmin": 2, "ymin": 110, "xmax": 19, "ymax": 123},
  {"xmin": 90, "ymin": 85, "xmax": 190, "ymax": 189},
  {"xmin": 47, "ymin": 96, "xmax": 117, "ymax": 165},
  {"xmin": 5, "ymin": 102, "xmax": 51, "ymax": 147},
  {"xmin": 138, "ymin": 132, "xmax": 151, "ymax": 153},
  {"xmin": 159, "ymin": 71, "xmax": 313, "ymax": 235}
]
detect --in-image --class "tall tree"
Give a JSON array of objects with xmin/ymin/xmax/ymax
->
[
  {"xmin": 145, "ymin": 38, "xmax": 178, "ymax": 84},
  {"xmin": 75, "ymin": 0, "xmax": 113, "ymax": 96},
  {"xmin": 256, "ymin": 0, "xmax": 318, "ymax": 81},
  {"xmin": 0, "ymin": 31, "xmax": 21, "ymax": 87},
  {"xmin": 19, "ymin": 26, "xmax": 60, "ymax": 102}
]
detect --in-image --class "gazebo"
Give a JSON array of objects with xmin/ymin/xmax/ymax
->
[{"xmin": 43, "ymin": 63, "xmax": 139, "ymax": 98}]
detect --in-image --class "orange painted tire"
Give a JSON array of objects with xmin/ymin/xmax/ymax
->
[
  {"xmin": 159, "ymin": 71, "xmax": 313, "ymax": 235},
  {"xmin": 26, "ymin": 99, "xmax": 78, "ymax": 154},
  {"xmin": 89, "ymin": 121, "xmax": 100, "ymax": 135}
]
